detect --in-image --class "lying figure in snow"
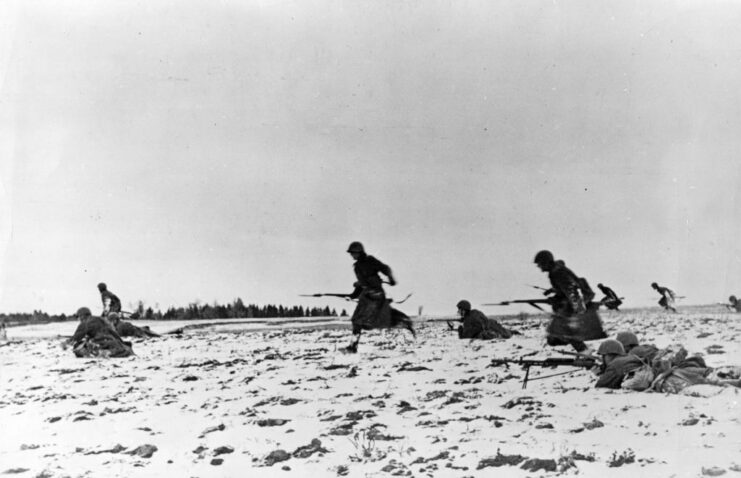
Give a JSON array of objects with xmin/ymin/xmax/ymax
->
[
  {"xmin": 64, "ymin": 307, "xmax": 134, "ymax": 358},
  {"xmin": 594, "ymin": 332, "xmax": 740, "ymax": 393},
  {"xmin": 452, "ymin": 300, "xmax": 516, "ymax": 340},
  {"xmin": 108, "ymin": 313, "xmax": 160, "ymax": 338}
]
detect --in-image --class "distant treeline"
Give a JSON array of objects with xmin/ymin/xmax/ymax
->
[{"xmin": 1, "ymin": 299, "xmax": 348, "ymax": 326}]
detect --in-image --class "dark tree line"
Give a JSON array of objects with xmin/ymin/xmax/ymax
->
[
  {"xmin": 1, "ymin": 299, "xmax": 348, "ymax": 326},
  {"xmin": 157, "ymin": 299, "xmax": 345, "ymax": 321}
]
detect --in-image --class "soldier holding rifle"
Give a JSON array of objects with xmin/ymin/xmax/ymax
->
[
  {"xmin": 533, "ymin": 250, "xmax": 605, "ymax": 353},
  {"xmin": 302, "ymin": 242, "xmax": 414, "ymax": 353}
]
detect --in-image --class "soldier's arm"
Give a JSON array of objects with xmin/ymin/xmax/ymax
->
[
  {"xmin": 551, "ymin": 269, "xmax": 584, "ymax": 313},
  {"xmin": 595, "ymin": 367, "xmax": 622, "ymax": 389},
  {"xmin": 69, "ymin": 321, "xmax": 89, "ymax": 344},
  {"xmin": 371, "ymin": 256, "xmax": 395, "ymax": 285}
]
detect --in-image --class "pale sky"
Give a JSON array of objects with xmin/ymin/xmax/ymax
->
[{"xmin": 1, "ymin": 0, "xmax": 740, "ymax": 316}]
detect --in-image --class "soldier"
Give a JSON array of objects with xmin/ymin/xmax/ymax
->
[
  {"xmin": 342, "ymin": 242, "xmax": 415, "ymax": 353},
  {"xmin": 651, "ymin": 282, "xmax": 677, "ymax": 312},
  {"xmin": 597, "ymin": 283, "xmax": 622, "ymax": 311},
  {"xmin": 65, "ymin": 307, "xmax": 134, "ymax": 358},
  {"xmin": 533, "ymin": 250, "xmax": 605, "ymax": 353},
  {"xmin": 594, "ymin": 339, "xmax": 644, "ymax": 389},
  {"xmin": 454, "ymin": 300, "xmax": 512, "ymax": 340},
  {"xmin": 615, "ymin": 330, "xmax": 658, "ymax": 363},
  {"xmin": 108, "ymin": 312, "xmax": 160, "ymax": 338},
  {"xmin": 98, "ymin": 282, "xmax": 122, "ymax": 316},
  {"xmin": 725, "ymin": 295, "xmax": 741, "ymax": 312}
]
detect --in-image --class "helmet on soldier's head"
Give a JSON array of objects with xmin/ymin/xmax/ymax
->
[
  {"xmin": 615, "ymin": 331, "xmax": 639, "ymax": 348},
  {"xmin": 597, "ymin": 283, "xmax": 604, "ymax": 288},
  {"xmin": 533, "ymin": 250, "xmax": 554, "ymax": 265},
  {"xmin": 597, "ymin": 339, "xmax": 625, "ymax": 356},
  {"xmin": 729, "ymin": 295, "xmax": 737, "ymax": 303},
  {"xmin": 97, "ymin": 282, "xmax": 107, "ymax": 291},
  {"xmin": 108, "ymin": 312, "xmax": 120, "ymax": 321},
  {"xmin": 651, "ymin": 282, "xmax": 658, "ymax": 288},
  {"xmin": 76, "ymin": 307, "xmax": 92, "ymax": 319},
  {"xmin": 347, "ymin": 242, "xmax": 365, "ymax": 254},
  {"xmin": 456, "ymin": 300, "xmax": 471, "ymax": 312}
]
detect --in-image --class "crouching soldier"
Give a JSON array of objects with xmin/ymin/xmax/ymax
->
[
  {"xmin": 454, "ymin": 300, "xmax": 513, "ymax": 340},
  {"xmin": 65, "ymin": 307, "xmax": 134, "ymax": 358},
  {"xmin": 108, "ymin": 313, "xmax": 160, "ymax": 338}
]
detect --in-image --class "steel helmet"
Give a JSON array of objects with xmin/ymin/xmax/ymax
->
[
  {"xmin": 347, "ymin": 242, "xmax": 365, "ymax": 253},
  {"xmin": 597, "ymin": 339, "xmax": 625, "ymax": 356},
  {"xmin": 76, "ymin": 307, "xmax": 92, "ymax": 318},
  {"xmin": 650, "ymin": 282, "xmax": 658, "ymax": 288},
  {"xmin": 534, "ymin": 250, "xmax": 554, "ymax": 265},
  {"xmin": 97, "ymin": 282, "xmax": 107, "ymax": 291},
  {"xmin": 615, "ymin": 331, "xmax": 639, "ymax": 348},
  {"xmin": 729, "ymin": 295, "xmax": 737, "ymax": 303},
  {"xmin": 456, "ymin": 300, "xmax": 471, "ymax": 312}
]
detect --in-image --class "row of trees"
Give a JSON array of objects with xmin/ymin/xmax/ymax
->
[
  {"xmin": 1, "ymin": 299, "xmax": 348, "ymax": 325},
  {"xmin": 155, "ymin": 299, "xmax": 346, "ymax": 321}
]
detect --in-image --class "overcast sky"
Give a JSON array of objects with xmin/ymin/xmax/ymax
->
[{"xmin": 1, "ymin": 0, "xmax": 740, "ymax": 316}]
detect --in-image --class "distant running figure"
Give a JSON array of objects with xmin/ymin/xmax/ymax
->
[
  {"xmin": 98, "ymin": 282, "xmax": 122, "ymax": 316},
  {"xmin": 725, "ymin": 295, "xmax": 741, "ymax": 312},
  {"xmin": 342, "ymin": 241, "xmax": 415, "ymax": 353},
  {"xmin": 651, "ymin": 282, "xmax": 677, "ymax": 312},
  {"xmin": 597, "ymin": 283, "xmax": 623, "ymax": 311}
]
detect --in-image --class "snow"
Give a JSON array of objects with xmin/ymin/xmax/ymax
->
[{"xmin": 0, "ymin": 308, "xmax": 739, "ymax": 477}]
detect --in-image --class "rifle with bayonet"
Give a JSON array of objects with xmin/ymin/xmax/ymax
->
[
  {"xmin": 488, "ymin": 355, "xmax": 599, "ymax": 389},
  {"xmin": 299, "ymin": 293, "xmax": 354, "ymax": 299},
  {"xmin": 482, "ymin": 298, "xmax": 554, "ymax": 312},
  {"xmin": 299, "ymin": 292, "xmax": 413, "ymax": 304}
]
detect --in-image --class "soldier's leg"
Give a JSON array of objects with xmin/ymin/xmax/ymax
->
[
  {"xmin": 342, "ymin": 324, "xmax": 362, "ymax": 353},
  {"xmin": 569, "ymin": 339, "xmax": 587, "ymax": 352}
]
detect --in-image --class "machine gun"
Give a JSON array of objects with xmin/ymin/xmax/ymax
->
[{"xmin": 488, "ymin": 355, "xmax": 598, "ymax": 389}]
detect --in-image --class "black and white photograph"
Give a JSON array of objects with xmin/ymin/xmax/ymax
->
[{"xmin": 1, "ymin": 1, "xmax": 740, "ymax": 477}]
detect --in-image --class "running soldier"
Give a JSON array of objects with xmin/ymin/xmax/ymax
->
[
  {"xmin": 597, "ymin": 283, "xmax": 622, "ymax": 310},
  {"xmin": 533, "ymin": 250, "xmax": 606, "ymax": 353},
  {"xmin": 651, "ymin": 282, "xmax": 677, "ymax": 312},
  {"xmin": 342, "ymin": 242, "xmax": 415, "ymax": 353},
  {"xmin": 725, "ymin": 295, "xmax": 741, "ymax": 312},
  {"xmin": 98, "ymin": 283, "xmax": 122, "ymax": 316}
]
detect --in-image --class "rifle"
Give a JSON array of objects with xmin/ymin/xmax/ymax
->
[
  {"xmin": 299, "ymin": 292, "xmax": 413, "ymax": 304},
  {"xmin": 482, "ymin": 299, "xmax": 553, "ymax": 312},
  {"xmin": 527, "ymin": 284, "xmax": 550, "ymax": 292},
  {"xmin": 488, "ymin": 355, "xmax": 598, "ymax": 389},
  {"xmin": 299, "ymin": 293, "xmax": 353, "ymax": 299}
]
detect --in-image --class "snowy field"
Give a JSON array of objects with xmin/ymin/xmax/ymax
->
[{"xmin": 1, "ymin": 308, "xmax": 740, "ymax": 478}]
